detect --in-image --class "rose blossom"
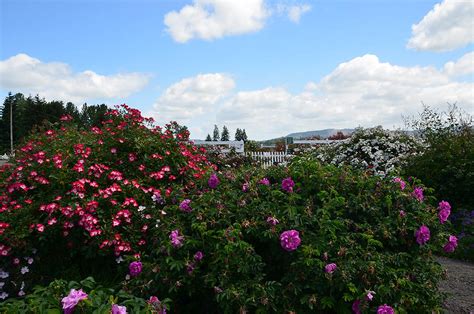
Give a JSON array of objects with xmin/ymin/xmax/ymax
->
[
  {"xmin": 179, "ymin": 199, "xmax": 192, "ymax": 213},
  {"xmin": 129, "ymin": 261, "xmax": 142, "ymax": 277},
  {"xmin": 352, "ymin": 299, "xmax": 361, "ymax": 314},
  {"xmin": 259, "ymin": 178, "xmax": 270, "ymax": 186},
  {"xmin": 280, "ymin": 230, "xmax": 301, "ymax": 251},
  {"xmin": 170, "ymin": 229, "xmax": 184, "ymax": 248},
  {"xmin": 208, "ymin": 173, "xmax": 219, "ymax": 189},
  {"xmin": 443, "ymin": 235, "xmax": 458, "ymax": 253},
  {"xmin": 61, "ymin": 289, "xmax": 88, "ymax": 314},
  {"xmin": 412, "ymin": 187, "xmax": 424, "ymax": 202},
  {"xmin": 415, "ymin": 225, "xmax": 430, "ymax": 245},
  {"xmin": 377, "ymin": 304, "xmax": 395, "ymax": 314},
  {"xmin": 281, "ymin": 177, "xmax": 295, "ymax": 193},
  {"xmin": 266, "ymin": 216, "xmax": 279, "ymax": 226},
  {"xmin": 438, "ymin": 201, "xmax": 451, "ymax": 224},
  {"xmin": 112, "ymin": 304, "xmax": 127, "ymax": 314},
  {"xmin": 324, "ymin": 263, "xmax": 337, "ymax": 274},
  {"xmin": 392, "ymin": 177, "xmax": 406, "ymax": 190},
  {"xmin": 194, "ymin": 251, "xmax": 204, "ymax": 261}
]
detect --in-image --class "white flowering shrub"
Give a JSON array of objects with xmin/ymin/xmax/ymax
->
[{"xmin": 310, "ymin": 127, "xmax": 422, "ymax": 176}]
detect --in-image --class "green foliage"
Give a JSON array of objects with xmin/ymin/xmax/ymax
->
[
  {"xmin": 213, "ymin": 125, "xmax": 220, "ymax": 141},
  {"xmin": 403, "ymin": 105, "xmax": 474, "ymax": 210},
  {"xmin": 0, "ymin": 93, "xmax": 109, "ymax": 154},
  {"xmin": 234, "ymin": 128, "xmax": 248, "ymax": 142},
  {"xmin": 221, "ymin": 126, "xmax": 230, "ymax": 141},
  {"xmin": 0, "ymin": 277, "xmax": 160, "ymax": 313},
  {"xmin": 244, "ymin": 140, "xmax": 260, "ymax": 152},
  {"xmin": 235, "ymin": 128, "xmax": 243, "ymax": 141},
  {"xmin": 122, "ymin": 158, "xmax": 448, "ymax": 312},
  {"xmin": 403, "ymin": 105, "xmax": 474, "ymax": 261}
]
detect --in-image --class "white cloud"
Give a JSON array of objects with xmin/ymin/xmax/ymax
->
[
  {"xmin": 0, "ymin": 54, "xmax": 150, "ymax": 103},
  {"xmin": 153, "ymin": 73, "xmax": 234, "ymax": 120},
  {"xmin": 407, "ymin": 0, "xmax": 474, "ymax": 52},
  {"xmin": 277, "ymin": 3, "xmax": 312, "ymax": 23},
  {"xmin": 443, "ymin": 51, "xmax": 474, "ymax": 77},
  {"xmin": 149, "ymin": 55, "xmax": 473, "ymax": 140},
  {"xmin": 176, "ymin": 54, "xmax": 470, "ymax": 140},
  {"xmin": 164, "ymin": 0, "xmax": 269, "ymax": 43}
]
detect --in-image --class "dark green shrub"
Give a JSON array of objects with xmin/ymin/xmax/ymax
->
[
  {"xmin": 403, "ymin": 105, "xmax": 474, "ymax": 261},
  {"xmin": 0, "ymin": 277, "xmax": 167, "ymax": 313},
  {"xmin": 124, "ymin": 158, "xmax": 450, "ymax": 313}
]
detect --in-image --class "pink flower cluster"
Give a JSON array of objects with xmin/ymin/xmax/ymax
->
[
  {"xmin": 0, "ymin": 104, "xmax": 213, "ymax": 261},
  {"xmin": 438, "ymin": 201, "xmax": 451, "ymax": 224},
  {"xmin": 411, "ymin": 187, "xmax": 424, "ymax": 202},
  {"xmin": 443, "ymin": 235, "xmax": 458, "ymax": 253},
  {"xmin": 392, "ymin": 177, "xmax": 406, "ymax": 190}
]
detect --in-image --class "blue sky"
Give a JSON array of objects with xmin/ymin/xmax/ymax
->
[{"xmin": 1, "ymin": 0, "xmax": 473, "ymax": 139}]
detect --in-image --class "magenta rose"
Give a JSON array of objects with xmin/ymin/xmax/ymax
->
[
  {"xmin": 415, "ymin": 225, "xmax": 430, "ymax": 245},
  {"xmin": 280, "ymin": 230, "xmax": 301, "ymax": 251},
  {"xmin": 324, "ymin": 263, "xmax": 337, "ymax": 274},
  {"xmin": 443, "ymin": 235, "xmax": 458, "ymax": 253}
]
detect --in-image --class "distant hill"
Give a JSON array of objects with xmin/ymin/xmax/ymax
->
[
  {"xmin": 286, "ymin": 128, "xmax": 354, "ymax": 140},
  {"xmin": 259, "ymin": 128, "xmax": 355, "ymax": 145}
]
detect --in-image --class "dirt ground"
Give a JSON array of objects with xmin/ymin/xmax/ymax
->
[{"xmin": 437, "ymin": 257, "xmax": 474, "ymax": 313}]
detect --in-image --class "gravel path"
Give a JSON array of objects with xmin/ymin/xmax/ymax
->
[{"xmin": 437, "ymin": 257, "xmax": 474, "ymax": 313}]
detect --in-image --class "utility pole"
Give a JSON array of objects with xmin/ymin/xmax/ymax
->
[{"xmin": 10, "ymin": 101, "xmax": 13, "ymax": 156}]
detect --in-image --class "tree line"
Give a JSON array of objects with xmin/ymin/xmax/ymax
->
[
  {"xmin": 205, "ymin": 125, "xmax": 248, "ymax": 142},
  {"xmin": 0, "ymin": 93, "xmax": 108, "ymax": 154}
]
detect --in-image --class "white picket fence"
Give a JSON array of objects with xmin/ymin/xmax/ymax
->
[{"xmin": 248, "ymin": 151, "xmax": 293, "ymax": 168}]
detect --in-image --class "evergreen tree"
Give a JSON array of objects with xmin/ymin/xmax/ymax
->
[
  {"xmin": 80, "ymin": 103, "xmax": 108, "ymax": 128},
  {"xmin": 221, "ymin": 125, "xmax": 230, "ymax": 141},
  {"xmin": 241, "ymin": 129, "xmax": 248, "ymax": 142},
  {"xmin": 235, "ymin": 128, "xmax": 242, "ymax": 141},
  {"xmin": 205, "ymin": 134, "xmax": 212, "ymax": 141},
  {"xmin": 212, "ymin": 125, "xmax": 220, "ymax": 141}
]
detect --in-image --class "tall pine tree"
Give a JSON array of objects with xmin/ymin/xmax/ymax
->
[
  {"xmin": 212, "ymin": 125, "xmax": 220, "ymax": 141},
  {"xmin": 221, "ymin": 125, "xmax": 230, "ymax": 141},
  {"xmin": 235, "ymin": 128, "xmax": 242, "ymax": 141},
  {"xmin": 205, "ymin": 134, "xmax": 212, "ymax": 141},
  {"xmin": 241, "ymin": 129, "xmax": 248, "ymax": 142}
]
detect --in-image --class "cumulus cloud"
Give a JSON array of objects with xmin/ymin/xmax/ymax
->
[
  {"xmin": 0, "ymin": 54, "xmax": 150, "ymax": 103},
  {"xmin": 277, "ymin": 3, "xmax": 312, "ymax": 23},
  {"xmin": 407, "ymin": 0, "xmax": 474, "ymax": 52},
  {"xmin": 443, "ymin": 51, "xmax": 474, "ymax": 77},
  {"xmin": 164, "ymin": 0, "xmax": 269, "ymax": 43},
  {"xmin": 218, "ymin": 55, "xmax": 474, "ymax": 139},
  {"xmin": 153, "ymin": 73, "xmax": 235, "ymax": 121},
  {"xmin": 150, "ymin": 55, "xmax": 473, "ymax": 140}
]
